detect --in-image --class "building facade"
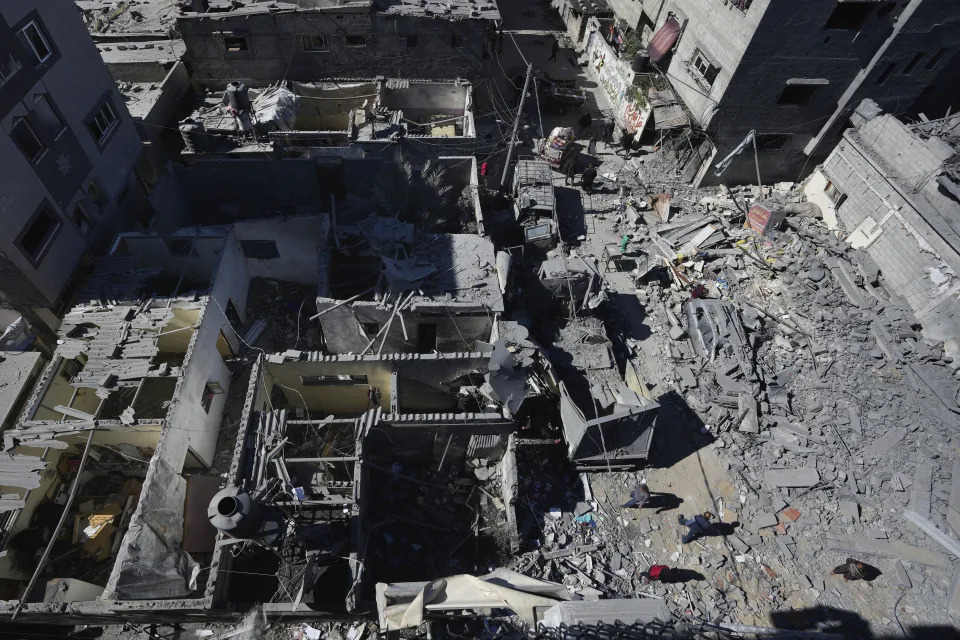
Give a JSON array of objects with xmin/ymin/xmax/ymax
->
[
  {"xmin": 808, "ymin": 99, "xmax": 960, "ymax": 348},
  {"xmin": 177, "ymin": 0, "xmax": 500, "ymax": 87},
  {"xmin": 600, "ymin": 0, "xmax": 960, "ymax": 184},
  {"xmin": 0, "ymin": 1, "xmax": 146, "ymax": 331}
]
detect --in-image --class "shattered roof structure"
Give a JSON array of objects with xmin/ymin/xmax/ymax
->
[
  {"xmin": 551, "ymin": 319, "xmax": 658, "ymax": 468},
  {"xmin": 184, "ymin": 78, "xmax": 475, "ymax": 154},
  {"xmin": 0, "ymin": 353, "xmax": 44, "ymax": 433}
]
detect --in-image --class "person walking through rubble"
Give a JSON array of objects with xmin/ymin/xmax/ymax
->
[
  {"xmin": 561, "ymin": 153, "xmax": 577, "ymax": 185},
  {"xmin": 581, "ymin": 164, "xmax": 598, "ymax": 193},
  {"xmin": 639, "ymin": 564, "xmax": 672, "ymax": 585},
  {"xmin": 623, "ymin": 482, "xmax": 650, "ymax": 508},
  {"xmin": 678, "ymin": 511, "xmax": 714, "ymax": 544},
  {"xmin": 831, "ymin": 558, "xmax": 879, "ymax": 582},
  {"xmin": 548, "ymin": 38, "xmax": 560, "ymax": 62},
  {"xmin": 619, "ymin": 128, "xmax": 635, "ymax": 156}
]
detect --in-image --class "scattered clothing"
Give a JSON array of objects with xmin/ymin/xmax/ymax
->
[
  {"xmin": 831, "ymin": 558, "xmax": 880, "ymax": 581},
  {"xmin": 480, "ymin": 161, "xmax": 488, "ymax": 177}
]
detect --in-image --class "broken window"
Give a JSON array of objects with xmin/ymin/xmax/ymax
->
[
  {"xmin": 11, "ymin": 117, "xmax": 44, "ymax": 163},
  {"xmin": 824, "ymin": 2, "xmax": 877, "ymax": 30},
  {"xmin": 755, "ymin": 133, "xmax": 793, "ymax": 151},
  {"xmin": 300, "ymin": 375, "xmax": 369, "ymax": 386},
  {"xmin": 876, "ymin": 62, "xmax": 897, "ymax": 84},
  {"xmin": 416, "ymin": 323, "xmax": 438, "ymax": 353},
  {"xmin": 302, "ymin": 35, "xmax": 327, "ymax": 51},
  {"xmin": 73, "ymin": 202, "xmax": 94, "ymax": 235},
  {"xmin": 88, "ymin": 100, "xmax": 118, "ymax": 144},
  {"xmin": 902, "ymin": 52, "xmax": 925, "ymax": 74},
  {"xmin": 345, "ymin": 35, "xmax": 366, "ymax": 47},
  {"xmin": 222, "ymin": 36, "xmax": 249, "ymax": 52},
  {"xmin": 824, "ymin": 180, "xmax": 846, "ymax": 207},
  {"xmin": 18, "ymin": 20, "xmax": 52, "ymax": 66},
  {"xmin": 451, "ymin": 35, "xmax": 463, "ymax": 48},
  {"xmin": 33, "ymin": 95, "xmax": 65, "ymax": 139},
  {"xmin": 240, "ymin": 240, "xmax": 280, "ymax": 259},
  {"xmin": 87, "ymin": 179, "xmax": 107, "ymax": 206},
  {"xmin": 201, "ymin": 383, "xmax": 220, "ymax": 413},
  {"xmin": 18, "ymin": 203, "xmax": 60, "ymax": 264},
  {"xmin": 777, "ymin": 82, "xmax": 821, "ymax": 105},
  {"xmin": 690, "ymin": 49, "xmax": 719, "ymax": 87},
  {"xmin": 925, "ymin": 48, "xmax": 949, "ymax": 70},
  {"xmin": 60, "ymin": 358, "xmax": 83, "ymax": 382}
]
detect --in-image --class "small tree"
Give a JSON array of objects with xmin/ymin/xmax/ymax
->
[{"xmin": 372, "ymin": 158, "xmax": 455, "ymax": 232}]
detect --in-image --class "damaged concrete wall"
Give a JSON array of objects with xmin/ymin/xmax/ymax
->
[
  {"xmin": 162, "ymin": 237, "xmax": 250, "ymax": 468},
  {"xmin": 177, "ymin": 11, "xmax": 488, "ymax": 87},
  {"xmin": 316, "ymin": 303, "xmax": 493, "ymax": 354},
  {"xmin": 823, "ymin": 117, "xmax": 960, "ymax": 344},
  {"xmin": 172, "ymin": 159, "xmax": 328, "ymax": 223},
  {"xmin": 655, "ymin": 0, "xmax": 960, "ymax": 184},
  {"xmin": 233, "ymin": 215, "xmax": 330, "ymax": 286}
]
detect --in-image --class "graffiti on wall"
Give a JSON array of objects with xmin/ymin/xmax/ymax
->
[{"xmin": 585, "ymin": 29, "xmax": 651, "ymax": 135}]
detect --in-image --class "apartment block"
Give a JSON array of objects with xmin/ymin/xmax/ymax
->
[
  {"xmin": 604, "ymin": 0, "xmax": 960, "ymax": 184},
  {"xmin": 0, "ymin": 1, "xmax": 148, "ymax": 332}
]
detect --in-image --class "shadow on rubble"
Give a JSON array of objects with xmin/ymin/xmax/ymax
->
[
  {"xmin": 770, "ymin": 606, "xmax": 874, "ymax": 639},
  {"xmin": 515, "ymin": 443, "xmax": 584, "ymax": 550},
  {"xmin": 554, "ymin": 186, "xmax": 586, "ymax": 246},
  {"xmin": 648, "ymin": 390, "xmax": 714, "ymax": 469},
  {"xmin": 604, "ymin": 292, "xmax": 652, "ymax": 344}
]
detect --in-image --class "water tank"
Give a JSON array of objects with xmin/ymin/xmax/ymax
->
[
  {"xmin": 225, "ymin": 82, "xmax": 251, "ymax": 112},
  {"xmin": 632, "ymin": 50, "xmax": 650, "ymax": 73},
  {"xmin": 179, "ymin": 119, "xmax": 207, "ymax": 153},
  {"xmin": 208, "ymin": 486, "xmax": 279, "ymax": 544}
]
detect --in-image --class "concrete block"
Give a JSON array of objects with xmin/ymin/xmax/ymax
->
[{"xmin": 764, "ymin": 468, "xmax": 820, "ymax": 488}]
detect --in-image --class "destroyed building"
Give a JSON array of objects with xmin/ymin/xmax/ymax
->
[
  {"xmin": 600, "ymin": 0, "xmax": 960, "ymax": 184},
  {"xmin": 808, "ymin": 99, "xmax": 960, "ymax": 349},
  {"xmin": 174, "ymin": 0, "xmax": 500, "ymax": 87},
  {"xmin": 316, "ymin": 217, "xmax": 502, "ymax": 354},
  {"xmin": 180, "ymin": 77, "xmax": 476, "ymax": 158},
  {"xmin": 0, "ymin": 0, "xmax": 148, "ymax": 335},
  {"xmin": 207, "ymin": 345, "xmax": 523, "ymax": 615},
  {"xmin": 0, "ymin": 216, "xmax": 327, "ymax": 621}
]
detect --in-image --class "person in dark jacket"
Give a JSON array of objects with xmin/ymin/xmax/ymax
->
[
  {"xmin": 548, "ymin": 38, "xmax": 560, "ymax": 61},
  {"xmin": 620, "ymin": 129, "xmax": 635, "ymax": 156},
  {"xmin": 581, "ymin": 164, "xmax": 598, "ymax": 193},
  {"xmin": 623, "ymin": 483, "xmax": 651, "ymax": 509},
  {"xmin": 561, "ymin": 153, "xmax": 577, "ymax": 185},
  {"xmin": 678, "ymin": 511, "xmax": 713, "ymax": 544}
]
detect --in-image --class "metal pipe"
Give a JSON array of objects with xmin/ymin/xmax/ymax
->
[
  {"xmin": 12, "ymin": 430, "xmax": 96, "ymax": 620},
  {"xmin": 500, "ymin": 63, "xmax": 534, "ymax": 191}
]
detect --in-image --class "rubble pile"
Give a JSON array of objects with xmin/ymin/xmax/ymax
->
[{"xmin": 512, "ymin": 156, "xmax": 960, "ymax": 629}]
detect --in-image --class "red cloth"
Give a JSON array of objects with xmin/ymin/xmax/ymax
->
[
  {"xmin": 649, "ymin": 565, "xmax": 668, "ymax": 580},
  {"xmin": 481, "ymin": 162, "xmax": 488, "ymax": 176}
]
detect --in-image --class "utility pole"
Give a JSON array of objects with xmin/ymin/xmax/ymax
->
[{"xmin": 500, "ymin": 63, "xmax": 534, "ymax": 191}]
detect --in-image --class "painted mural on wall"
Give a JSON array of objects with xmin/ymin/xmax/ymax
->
[{"xmin": 585, "ymin": 29, "xmax": 651, "ymax": 135}]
